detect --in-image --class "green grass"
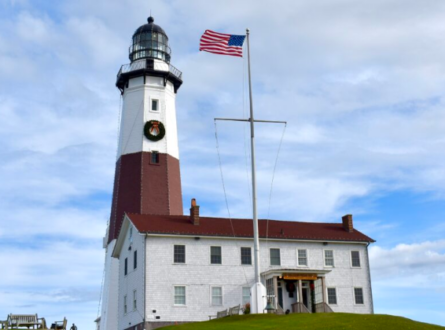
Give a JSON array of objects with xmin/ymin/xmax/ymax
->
[{"xmin": 161, "ymin": 313, "xmax": 445, "ymax": 330}]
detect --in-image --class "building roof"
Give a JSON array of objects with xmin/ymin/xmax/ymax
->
[{"xmin": 126, "ymin": 213, "xmax": 375, "ymax": 243}]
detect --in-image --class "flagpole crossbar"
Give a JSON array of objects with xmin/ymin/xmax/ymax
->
[{"xmin": 214, "ymin": 118, "xmax": 287, "ymax": 124}]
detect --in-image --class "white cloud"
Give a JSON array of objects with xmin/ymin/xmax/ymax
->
[{"xmin": 370, "ymin": 240, "xmax": 445, "ymax": 288}]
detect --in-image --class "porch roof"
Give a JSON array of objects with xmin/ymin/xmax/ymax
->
[{"xmin": 261, "ymin": 268, "xmax": 331, "ymax": 278}]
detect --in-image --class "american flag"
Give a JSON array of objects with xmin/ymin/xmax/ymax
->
[{"xmin": 199, "ymin": 30, "xmax": 246, "ymax": 57}]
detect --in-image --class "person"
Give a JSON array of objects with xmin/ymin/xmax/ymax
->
[{"xmin": 70, "ymin": 324, "xmax": 77, "ymax": 330}]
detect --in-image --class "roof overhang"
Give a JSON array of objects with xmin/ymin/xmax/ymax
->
[
  {"xmin": 112, "ymin": 214, "xmax": 132, "ymax": 258},
  {"xmin": 144, "ymin": 233, "xmax": 371, "ymax": 244}
]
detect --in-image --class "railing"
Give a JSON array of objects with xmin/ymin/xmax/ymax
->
[
  {"xmin": 315, "ymin": 302, "xmax": 334, "ymax": 313},
  {"xmin": 275, "ymin": 304, "xmax": 285, "ymax": 315},
  {"xmin": 116, "ymin": 60, "xmax": 182, "ymax": 82},
  {"xmin": 291, "ymin": 302, "xmax": 311, "ymax": 313}
]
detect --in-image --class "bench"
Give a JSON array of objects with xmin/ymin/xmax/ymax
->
[
  {"xmin": 8, "ymin": 314, "xmax": 39, "ymax": 329},
  {"xmin": 228, "ymin": 305, "xmax": 241, "ymax": 316},
  {"xmin": 50, "ymin": 318, "xmax": 67, "ymax": 330},
  {"xmin": 208, "ymin": 309, "xmax": 227, "ymax": 320},
  {"xmin": 209, "ymin": 304, "xmax": 241, "ymax": 320}
]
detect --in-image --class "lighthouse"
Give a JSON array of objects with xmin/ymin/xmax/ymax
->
[
  {"xmin": 99, "ymin": 16, "xmax": 184, "ymax": 330},
  {"xmin": 98, "ymin": 16, "xmax": 376, "ymax": 330}
]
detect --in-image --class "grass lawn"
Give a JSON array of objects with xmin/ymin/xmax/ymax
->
[{"xmin": 161, "ymin": 313, "xmax": 445, "ymax": 330}]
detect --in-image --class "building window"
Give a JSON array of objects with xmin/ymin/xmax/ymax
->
[
  {"xmin": 298, "ymin": 249, "xmax": 308, "ymax": 266},
  {"xmin": 324, "ymin": 250, "xmax": 334, "ymax": 267},
  {"xmin": 133, "ymin": 290, "xmax": 137, "ymax": 310},
  {"xmin": 354, "ymin": 288, "xmax": 364, "ymax": 304},
  {"xmin": 174, "ymin": 286, "xmax": 186, "ymax": 305},
  {"xmin": 327, "ymin": 288, "xmax": 337, "ymax": 305},
  {"xmin": 124, "ymin": 295, "xmax": 128, "ymax": 314},
  {"xmin": 242, "ymin": 287, "xmax": 250, "ymax": 305},
  {"xmin": 351, "ymin": 251, "xmax": 361, "ymax": 267},
  {"xmin": 241, "ymin": 247, "xmax": 252, "ymax": 265},
  {"xmin": 270, "ymin": 248, "xmax": 281, "ymax": 266},
  {"xmin": 129, "ymin": 226, "xmax": 133, "ymax": 241},
  {"xmin": 151, "ymin": 151, "xmax": 159, "ymax": 164},
  {"xmin": 212, "ymin": 287, "xmax": 223, "ymax": 306},
  {"xmin": 210, "ymin": 246, "xmax": 222, "ymax": 264},
  {"xmin": 174, "ymin": 245, "xmax": 185, "ymax": 263},
  {"xmin": 134, "ymin": 250, "xmax": 137, "ymax": 269},
  {"xmin": 124, "ymin": 257, "xmax": 128, "ymax": 275},
  {"xmin": 151, "ymin": 99, "xmax": 159, "ymax": 111}
]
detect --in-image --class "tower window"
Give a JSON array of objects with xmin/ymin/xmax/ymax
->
[
  {"xmin": 151, "ymin": 99, "xmax": 159, "ymax": 111},
  {"xmin": 151, "ymin": 151, "xmax": 159, "ymax": 164}
]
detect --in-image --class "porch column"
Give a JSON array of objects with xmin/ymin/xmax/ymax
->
[
  {"xmin": 298, "ymin": 279, "xmax": 303, "ymax": 303},
  {"xmin": 321, "ymin": 276, "xmax": 327, "ymax": 304},
  {"xmin": 273, "ymin": 276, "xmax": 278, "ymax": 309}
]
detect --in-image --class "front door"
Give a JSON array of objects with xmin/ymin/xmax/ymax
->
[
  {"xmin": 302, "ymin": 288, "xmax": 309, "ymax": 309},
  {"xmin": 278, "ymin": 287, "xmax": 283, "ymax": 309}
]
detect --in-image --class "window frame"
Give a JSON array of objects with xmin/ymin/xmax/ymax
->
[
  {"xmin": 351, "ymin": 250, "xmax": 361, "ymax": 268},
  {"xmin": 354, "ymin": 287, "xmax": 364, "ymax": 305},
  {"xmin": 324, "ymin": 249, "xmax": 335, "ymax": 267},
  {"xmin": 240, "ymin": 247, "xmax": 252, "ymax": 265},
  {"xmin": 210, "ymin": 246, "xmax": 222, "ymax": 265},
  {"xmin": 270, "ymin": 248, "xmax": 281, "ymax": 266},
  {"xmin": 133, "ymin": 290, "xmax": 137, "ymax": 311},
  {"xmin": 211, "ymin": 286, "xmax": 223, "ymax": 306},
  {"xmin": 327, "ymin": 287, "xmax": 337, "ymax": 305},
  {"xmin": 133, "ymin": 250, "xmax": 137, "ymax": 269},
  {"xmin": 150, "ymin": 151, "xmax": 160, "ymax": 165},
  {"xmin": 173, "ymin": 285, "xmax": 186, "ymax": 306},
  {"xmin": 124, "ymin": 294, "xmax": 128, "ymax": 314},
  {"xmin": 150, "ymin": 98, "xmax": 160, "ymax": 112},
  {"xmin": 173, "ymin": 245, "xmax": 186, "ymax": 264},
  {"xmin": 124, "ymin": 257, "xmax": 128, "ymax": 276},
  {"xmin": 297, "ymin": 249, "xmax": 308, "ymax": 266}
]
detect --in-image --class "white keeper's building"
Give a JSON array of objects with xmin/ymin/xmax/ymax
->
[{"xmin": 97, "ymin": 16, "xmax": 375, "ymax": 330}]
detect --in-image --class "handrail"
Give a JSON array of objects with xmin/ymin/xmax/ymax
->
[
  {"xmin": 315, "ymin": 302, "xmax": 334, "ymax": 313},
  {"xmin": 291, "ymin": 302, "xmax": 311, "ymax": 313},
  {"xmin": 116, "ymin": 60, "xmax": 182, "ymax": 82}
]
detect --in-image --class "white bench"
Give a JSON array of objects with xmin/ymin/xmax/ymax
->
[{"xmin": 8, "ymin": 314, "xmax": 39, "ymax": 329}]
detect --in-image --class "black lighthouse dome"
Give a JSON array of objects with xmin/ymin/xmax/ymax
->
[{"xmin": 129, "ymin": 16, "xmax": 171, "ymax": 63}]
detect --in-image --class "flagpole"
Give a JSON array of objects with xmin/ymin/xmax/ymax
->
[{"xmin": 246, "ymin": 28, "xmax": 263, "ymax": 314}]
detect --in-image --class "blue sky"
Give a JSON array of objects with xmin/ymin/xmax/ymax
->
[{"xmin": 0, "ymin": 0, "xmax": 444, "ymax": 328}]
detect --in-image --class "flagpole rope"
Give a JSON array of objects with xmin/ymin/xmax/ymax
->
[
  {"xmin": 214, "ymin": 121, "xmax": 249, "ymax": 286},
  {"xmin": 242, "ymin": 49, "xmax": 252, "ymax": 206},
  {"xmin": 265, "ymin": 123, "xmax": 287, "ymax": 248}
]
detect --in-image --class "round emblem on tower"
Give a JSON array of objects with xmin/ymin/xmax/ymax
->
[{"xmin": 144, "ymin": 120, "xmax": 166, "ymax": 141}]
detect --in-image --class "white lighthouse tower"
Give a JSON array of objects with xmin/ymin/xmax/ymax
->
[{"xmin": 99, "ymin": 16, "xmax": 184, "ymax": 330}]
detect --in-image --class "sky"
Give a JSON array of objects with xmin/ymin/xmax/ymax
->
[{"xmin": 0, "ymin": 0, "xmax": 444, "ymax": 328}]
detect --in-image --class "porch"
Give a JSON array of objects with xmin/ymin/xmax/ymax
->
[{"xmin": 262, "ymin": 269, "xmax": 333, "ymax": 314}]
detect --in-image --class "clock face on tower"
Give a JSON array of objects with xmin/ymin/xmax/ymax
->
[{"xmin": 144, "ymin": 120, "xmax": 166, "ymax": 141}]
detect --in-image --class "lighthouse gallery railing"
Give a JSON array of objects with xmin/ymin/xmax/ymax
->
[{"xmin": 117, "ymin": 60, "xmax": 183, "ymax": 82}]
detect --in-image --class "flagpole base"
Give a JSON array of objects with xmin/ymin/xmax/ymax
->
[{"xmin": 250, "ymin": 282, "xmax": 267, "ymax": 314}]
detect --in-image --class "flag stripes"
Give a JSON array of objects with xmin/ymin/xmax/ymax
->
[{"xmin": 199, "ymin": 30, "xmax": 245, "ymax": 57}]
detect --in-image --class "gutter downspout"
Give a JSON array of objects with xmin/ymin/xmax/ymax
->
[{"xmin": 365, "ymin": 242, "xmax": 375, "ymax": 314}]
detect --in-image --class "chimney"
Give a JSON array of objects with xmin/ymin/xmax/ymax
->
[
  {"xmin": 190, "ymin": 198, "xmax": 200, "ymax": 225},
  {"xmin": 342, "ymin": 214, "xmax": 353, "ymax": 233}
]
